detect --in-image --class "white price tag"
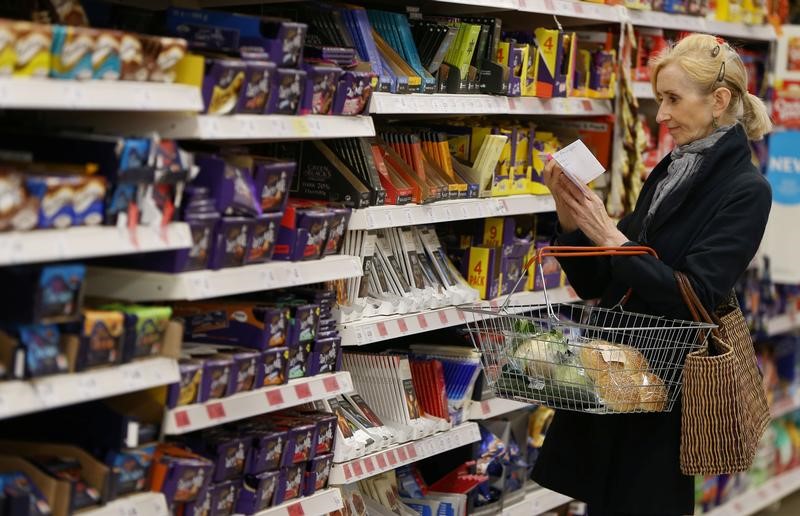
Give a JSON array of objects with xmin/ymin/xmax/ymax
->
[
  {"xmin": 77, "ymin": 375, "xmax": 98, "ymax": 399},
  {"xmin": 290, "ymin": 267, "xmax": 303, "ymax": 285},
  {"xmin": 363, "ymin": 326, "xmax": 376, "ymax": 343},
  {"xmin": 403, "ymin": 209, "xmax": 414, "ymax": 226},
  {"xmin": 123, "ymin": 366, "xmax": 146, "ymax": 390},
  {"xmin": 190, "ymin": 276, "xmax": 211, "ymax": 298},
  {"xmin": 460, "ymin": 205, "xmax": 471, "ymax": 219},
  {"xmin": 366, "ymin": 213, "xmax": 376, "ymax": 230},
  {"xmin": 443, "ymin": 206, "xmax": 455, "ymax": 221},
  {"xmin": 34, "ymin": 381, "xmax": 59, "ymax": 406},
  {"xmin": 354, "ymin": 328, "xmax": 365, "ymax": 346},
  {"xmin": 138, "ymin": 87, "xmax": 153, "ymax": 110}
]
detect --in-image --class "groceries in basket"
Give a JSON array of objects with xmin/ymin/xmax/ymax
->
[{"xmin": 486, "ymin": 317, "xmax": 672, "ymax": 414}]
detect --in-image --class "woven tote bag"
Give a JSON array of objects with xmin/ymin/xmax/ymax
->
[{"xmin": 676, "ymin": 272, "xmax": 770, "ymax": 475}]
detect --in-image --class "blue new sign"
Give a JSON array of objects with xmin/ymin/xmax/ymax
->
[{"xmin": 767, "ymin": 131, "xmax": 800, "ymax": 205}]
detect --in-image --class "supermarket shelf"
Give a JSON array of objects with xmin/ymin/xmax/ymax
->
[
  {"xmin": 0, "ymin": 357, "xmax": 179, "ymax": 421},
  {"xmin": 633, "ymin": 81, "xmax": 655, "ymax": 100},
  {"xmin": 623, "ymin": 8, "xmax": 708, "ymax": 32},
  {"xmin": 82, "ymin": 492, "xmax": 169, "ymax": 516},
  {"xmin": 0, "ymin": 78, "xmax": 202, "ymax": 111},
  {"xmin": 370, "ymin": 93, "xmax": 509, "ymax": 115},
  {"xmin": 66, "ymin": 113, "xmax": 376, "ymax": 141},
  {"xmin": 468, "ymin": 397, "xmax": 532, "ymax": 420},
  {"xmin": 771, "ymin": 389, "xmax": 800, "ymax": 419},
  {"xmin": 435, "ymin": 0, "xmax": 517, "ymax": 8},
  {"xmin": 164, "ymin": 372, "xmax": 353, "ymax": 435},
  {"xmin": 503, "ymin": 487, "xmax": 572, "ymax": 516},
  {"xmin": 85, "ymin": 255, "xmax": 364, "ymax": 302},
  {"xmin": 347, "ymin": 194, "xmax": 555, "ymax": 230},
  {"xmin": 766, "ymin": 313, "xmax": 800, "ymax": 337},
  {"xmin": 706, "ymin": 20, "xmax": 778, "ymax": 41},
  {"xmin": 0, "ymin": 223, "xmax": 191, "ymax": 266},
  {"xmin": 329, "ymin": 422, "xmax": 481, "ymax": 484},
  {"xmin": 340, "ymin": 287, "xmax": 579, "ymax": 346},
  {"xmin": 508, "ymin": 96, "xmax": 614, "ymax": 116},
  {"xmin": 705, "ymin": 467, "xmax": 800, "ymax": 516},
  {"xmin": 518, "ymin": 0, "xmax": 620, "ymax": 23},
  {"xmin": 244, "ymin": 488, "xmax": 344, "ymax": 516}
]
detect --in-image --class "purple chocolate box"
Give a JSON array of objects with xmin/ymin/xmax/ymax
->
[
  {"xmin": 300, "ymin": 63, "xmax": 342, "ymax": 115},
  {"xmin": 333, "ymin": 71, "xmax": 373, "ymax": 115},
  {"xmin": 267, "ymin": 68, "xmax": 306, "ymax": 115},
  {"xmin": 533, "ymin": 239, "xmax": 562, "ymax": 291},
  {"xmin": 236, "ymin": 470, "xmax": 280, "ymax": 514},
  {"xmin": 236, "ymin": 60, "xmax": 276, "ymax": 114},
  {"xmin": 199, "ymin": 355, "xmax": 234, "ymax": 401},
  {"xmin": 161, "ymin": 457, "xmax": 213, "ymax": 504},
  {"xmin": 193, "ymin": 433, "xmax": 249, "ymax": 483},
  {"xmin": 209, "ymin": 217, "xmax": 254, "ymax": 270},
  {"xmin": 259, "ymin": 347, "xmax": 288, "ymax": 387},
  {"xmin": 275, "ymin": 463, "xmax": 305, "ymax": 505},
  {"xmin": 253, "ymin": 160, "xmax": 295, "ymax": 214},
  {"xmin": 202, "ymin": 59, "xmax": 247, "ymax": 115},
  {"xmin": 193, "ymin": 155, "xmax": 261, "ymax": 217},
  {"xmin": 243, "ymin": 212, "xmax": 281, "ymax": 265},
  {"xmin": 209, "ymin": 480, "xmax": 239, "ymax": 516},
  {"xmin": 244, "ymin": 429, "xmax": 287, "ymax": 475},
  {"xmin": 227, "ymin": 349, "xmax": 261, "ymax": 395},
  {"xmin": 286, "ymin": 342, "xmax": 311, "ymax": 380},
  {"xmin": 321, "ymin": 208, "xmax": 351, "ymax": 256},
  {"xmin": 166, "ymin": 359, "xmax": 203, "ymax": 408},
  {"xmin": 280, "ymin": 423, "xmax": 316, "ymax": 466},
  {"xmin": 308, "ymin": 336, "xmax": 341, "ymax": 376},
  {"xmin": 305, "ymin": 453, "xmax": 333, "ymax": 496},
  {"xmin": 289, "ymin": 304, "xmax": 320, "ymax": 345},
  {"xmin": 265, "ymin": 22, "xmax": 307, "ymax": 68},
  {"xmin": 297, "ymin": 210, "xmax": 332, "ymax": 261}
]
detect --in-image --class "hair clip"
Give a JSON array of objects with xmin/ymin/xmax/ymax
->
[
  {"xmin": 717, "ymin": 61, "xmax": 726, "ymax": 83},
  {"xmin": 715, "ymin": 36, "xmax": 726, "ymax": 45},
  {"xmin": 711, "ymin": 45, "xmax": 721, "ymax": 58}
]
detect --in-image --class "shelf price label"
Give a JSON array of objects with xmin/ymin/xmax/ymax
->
[
  {"xmin": 287, "ymin": 502, "xmax": 305, "ymax": 516},
  {"xmin": 295, "ymin": 383, "xmax": 312, "ymax": 399},
  {"xmin": 397, "ymin": 318, "xmax": 409, "ymax": 333},
  {"xmin": 417, "ymin": 314, "xmax": 428, "ymax": 329},
  {"xmin": 323, "ymin": 376, "xmax": 340, "ymax": 393},
  {"xmin": 266, "ymin": 389, "xmax": 285, "ymax": 406},
  {"xmin": 206, "ymin": 402, "xmax": 226, "ymax": 420},
  {"xmin": 174, "ymin": 411, "xmax": 191, "ymax": 428}
]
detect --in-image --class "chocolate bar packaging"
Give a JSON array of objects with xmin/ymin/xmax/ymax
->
[
  {"xmin": 105, "ymin": 444, "xmax": 156, "ymax": 499},
  {"xmin": 305, "ymin": 453, "xmax": 333, "ymax": 496},
  {"xmin": 236, "ymin": 59, "xmax": 275, "ymax": 114},
  {"xmin": 288, "ymin": 304, "xmax": 320, "ymax": 345},
  {"xmin": 150, "ymin": 445, "xmax": 213, "ymax": 504},
  {"xmin": 275, "ymin": 463, "xmax": 305, "ymax": 505},
  {"xmin": 333, "ymin": 71, "xmax": 374, "ymax": 115},
  {"xmin": 260, "ymin": 347, "xmax": 288, "ymax": 387},
  {"xmin": 253, "ymin": 160, "xmax": 294, "ymax": 214},
  {"xmin": 208, "ymin": 479, "xmax": 239, "ymax": 516},
  {"xmin": 50, "ymin": 25, "xmax": 93, "ymax": 80},
  {"xmin": 120, "ymin": 33, "xmax": 146, "ymax": 81},
  {"xmin": 283, "ymin": 411, "xmax": 337, "ymax": 456},
  {"xmin": 286, "ymin": 341, "xmax": 311, "ymax": 380},
  {"xmin": 74, "ymin": 309, "xmax": 124, "ymax": 371},
  {"xmin": 267, "ymin": 68, "xmax": 306, "ymax": 115},
  {"xmin": 13, "ymin": 22, "xmax": 52, "ymax": 77},
  {"xmin": 0, "ymin": 170, "xmax": 39, "ymax": 232},
  {"xmin": 193, "ymin": 155, "xmax": 260, "ymax": 217},
  {"xmin": 308, "ymin": 336, "xmax": 341, "ymax": 376},
  {"xmin": 19, "ymin": 324, "xmax": 68, "ymax": 377},
  {"xmin": 209, "ymin": 216, "xmax": 253, "ymax": 270},
  {"xmin": 244, "ymin": 212, "xmax": 281, "ymax": 265},
  {"xmin": 148, "ymin": 36, "xmax": 187, "ymax": 83},
  {"xmin": 198, "ymin": 355, "xmax": 234, "ymax": 401},
  {"xmin": 92, "ymin": 29, "xmax": 122, "ymax": 80},
  {"xmin": 103, "ymin": 305, "xmax": 171, "ymax": 361},
  {"xmin": 244, "ymin": 429, "xmax": 286, "ymax": 474},
  {"xmin": 166, "ymin": 359, "xmax": 203, "ymax": 408},
  {"xmin": 202, "ymin": 58, "xmax": 247, "ymax": 115},
  {"xmin": 301, "ymin": 62, "xmax": 342, "ymax": 115},
  {"xmin": 322, "ymin": 208, "xmax": 351, "ymax": 256},
  {"xmin": 274, "ymin": 207, "xmax": 332, "ymax": 261},
  {"xmin": 175, "ymin": 302, "xmax": 290, "ymax": 351},
  {"xmin": 0, "ymin": 264, "xmax": 86, "ymax": 324},
  {"xmin": 182, "ymin": 485, "xmax": 211, "ymax": 516},
  {"xmin": 186, "ymin": 430, "xmax": 249, "ymax": 483},
  {"xmin": 0, "ymin": 471, "xmax": 51, "ymax": 516},
  {"xmin": 236, "ymin": 471, "xmax": 279, "ymax": 514},
  {"xmin": 227, "ymin": 349, "xmax": 260, "ymax": 395}
]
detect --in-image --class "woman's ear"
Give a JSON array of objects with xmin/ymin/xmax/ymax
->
[{"xmin": 712, "ymin": 86, "xmax": 732, "ymax": 117}]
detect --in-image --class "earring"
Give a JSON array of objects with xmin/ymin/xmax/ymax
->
[{"xmin": 712, "ymin": 116, "xmax": 719, "ymax": 129}]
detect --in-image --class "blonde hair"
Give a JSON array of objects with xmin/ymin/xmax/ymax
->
[{"xmin": 649, "ymin": 33, "xmax": 772, "ymax": 140}]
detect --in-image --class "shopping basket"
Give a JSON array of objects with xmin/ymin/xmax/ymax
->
[{"xmin": 459, "ymin": 246, "xmax": 716, "ymax": 414}]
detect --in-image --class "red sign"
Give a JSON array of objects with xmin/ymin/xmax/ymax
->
[
  {"xmin": 266, "ymin": 389, "xmax": 284, "ymax": 406},
  {"xmin": 287, "ymin": 503, "xmax": 305, "ymax": 516},
  {"xmin": 295, "ymin": 383, "xmax": 312, "ymax": 399},
  {"xmin": 364, "ymin": 458, "xmax": 375, "ymax": 473},
  {"xmin": 397, "ymin": 447, "xmax": 408, "ymax": 461},
  {"xmin": 377, "ymin": 322, "xmax": 388, "ymax": 337},
  {"xmin": 352, "ymin": 461, "xmax": 364, "ymax": 477},
  {"xmin": 206, "ymin": 403, "xmax": 226, "ymax": 420},
  {"xmin": 438, "ymin": 311, "xmax": 448, "ymax": 325},
  {"xmin": 417, "ymin": 314, "xmax": 428, "ymax": 329},
  {"xmin": 174, "ymin": 411, "xmax": 190, "ymax": 428},
  {"xmin": 323, "ymin": 376, "xmax": 340, "ymax": 393},
  {"xmin": 397, "ymin": 319, "xmax": 408, "ymax": 333},
  {"xmin": 376, "ymin": 454, "xmax": 387, "ymax": 469}
]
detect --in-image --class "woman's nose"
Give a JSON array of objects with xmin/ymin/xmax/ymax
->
[{"xmin": 656, "ymin": 104, "xmax": 669, "ymax": 123}]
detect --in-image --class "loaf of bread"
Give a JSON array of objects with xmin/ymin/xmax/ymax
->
[
  {"xmin": 633, "ymin": 371, "xmax": 668, "ymax": 412},
  {"xmin": 619, "ymin": 344, "xmax": 650, "ymax": 373},
  {"xmin": 595, "ymin": 370, "xmax": 639, "ymax": 412},
  {"xmin": 579, "ymin": 339, "xmax": 625, "ymax": 381}
]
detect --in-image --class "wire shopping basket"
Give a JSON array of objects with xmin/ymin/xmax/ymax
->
[{"xmin": 459, "ymin": 246, "xmax": 716, "ymax": 414}]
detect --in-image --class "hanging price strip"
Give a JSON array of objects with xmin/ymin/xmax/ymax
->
[
  {"xmin": 323, "ymin": 376, "xmax": 340, "ymax": 393},
  {"xmin": 266, "ymin": 389, "xmax": 285, "ymax": 406},
  {"xmin": 206, "ymin": 403, "xmax": 226, "ymax": 420},
  {"xmin": 294, "ymin": 383, "xmax": 312, "ymax": 399}
]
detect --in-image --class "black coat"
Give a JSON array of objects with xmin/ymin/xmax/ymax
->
[{"xmin": 530, "ymin": 124, "xmax": 772, "ymax": 515}]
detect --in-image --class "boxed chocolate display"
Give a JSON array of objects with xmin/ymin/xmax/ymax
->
[
  {"xmin": 236, "ymin": 470, "xmax": 279, "ymax": 514},
  {"xmin": 166, "ymin": 359, "xmax": 203, "ymax": 408}
]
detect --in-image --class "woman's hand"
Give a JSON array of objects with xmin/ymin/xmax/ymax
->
[{"xmin": 544, "ymin": 158, "xmax": 628, "ymax": 247}]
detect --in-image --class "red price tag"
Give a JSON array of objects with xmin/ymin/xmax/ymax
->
[
  {"xmin": 457, "ymin": 310, "xmax": 465, "ymax": 321},
  {"xmin": 206, "ymin": 403, "xmax": 226, "ymax": 420},
  {"xmin": 481, "ymin": 400, "xmax": 491, "ymax": 415},
  {"xmin": 377, "ymin": 322, "xmax": 388, "ymax": 337},
  {"xmin": 417, "ymin": 314, "xmax": 428, "ymax": 329},
  {"xmin": 295, "ymin": 383, "xmax": 312, "ymax": 399},
  {"xmin": 508, "ymin": 97, "xmax": 517, "ymax": 110},
  {"xmin": 407, "ymin": 445, "xmax": 418, "ymax": 459},
  {"xmin": 344, "ymin": 464, "xmax": 352, "ymax": 481},
  {"xmin": 266, "ymin": 389, "xmax": 284, "ymax": 406},
  {"xmin": 397, "ymin": 319, "xmax": 408, "ymax": 333},
  {"xmin": 323, "ymin": 376, "xmax": 340, "ymax": 393},
  {"xmin": 352, "ymin": 461, "xmax": 364, "ymax": 477},
  {"xmin": 387, "ymin": 451, "xmax": 397, "ymax": 466},
  {"xmin": 438, "ymin": 311, "xmax": 448, "ymax": 325},
  {"xmin": 288, "ymin": 502, "xmax": 305, "ymax": 516},
  {"xmin": 174, "ymin": 411, "xmax": 190, "ymax": 428},
  {"xmin": 397, "ymin": 447, "xmax": 408, "ymax": 462},
  {"xmin": 544, "ymin": 0, "xmax": 555, "ymax": 10},
  {"xmin": 566, "ymin": 286, "xmax": 577, "ymax": 299},
  {"xmin": 582, "ymin": 100, "xmax": 593, "ymax": 112},
  {"xmin": 574, "ymin": 2, "xmax": 584, "ymax": 13},
  {"xmin": 376, "ymin": 454, "xmax": 387, "ymax": 469},
  {"xmin": 364, "ymin": 458, "xmax": 375, "ymax": 473}
]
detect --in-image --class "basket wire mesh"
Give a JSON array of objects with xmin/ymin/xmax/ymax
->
[{"xmin": 459, "ymin": 246, "xmax": 716, "ymax": 414}]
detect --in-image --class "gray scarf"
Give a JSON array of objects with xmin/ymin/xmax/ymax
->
[{"xmin": 638, "ymin": 124, "xmax": 734, "ymax": 241}]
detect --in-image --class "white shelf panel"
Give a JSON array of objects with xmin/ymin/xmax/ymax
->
[
  {"xmin": 509, "ymin": 96, "xmax": 613, "ymax": 116},
  {"xmin": 244, "ymin": 488, "xmax": 344, "ymax": 516},
  {"xmin": 370, "ymin": 92, "xmax": 509, "ymax": 115},
  {"xmin": 766, "ymin": 313, "xmax": 800, "ymax": 337},
  {"xmin": 0, "ymin": 223, "xmax": 191, "ymax": 266},
  {"xmin": 0, "ymin": 357, "xmax": 179, "ymax": 421},
  {"xmin": 347, "ymin": 195, "xmax": 555, "ymax": 231},
  {"xmin": 164, "ymin": 372, "xmax": 353, "ymax": 435},
  {"xmin": 623, "ymin": 9, "xmax": 707, "ymax": 31},
  {"xmin": 633, "ymin": 81, "xmax": 655, "ymax": 100},
  {"xmin": 85, "ymin": 255, "xmax": 363, "ymax": 302},
  {"xmin": 340, "ymin": 287, "xmax": 579, "ymax": 347},
  {"xmin": 503, "ymin": 487, "xmax": 572, "ymax": 516},
  {"xmin": 705, "ymin": 468, "xmax": 800, "ymax": 516},
  {"xmin": 329, "ymin": 422, "xmax": 481, "ymax": 484},
  {"xmin": 468, "ymin": 397, "xmax": 532, "ymax": 420},
  {"xmin": 706, "ymin": 20, "xmax": 777, "ymax": 41},
  {"xmin": 0, "ymin": 79, "xmax": 202, "ymax": 111},
  {"xmin": 518, "ymin": 0, "xmax": 621, "ymax": 22},
  {"xmin": 81, "ymin": 492, "xmax": 169, "ymax": 516},
  {"xmin": 163, "ymin": 114, "xmax": 376, "ymax": 140},
  {"xmin": 435, "ymin": 0, "xmax": 517, "ymax": 8}
]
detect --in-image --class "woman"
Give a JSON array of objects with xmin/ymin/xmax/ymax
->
[{"xmin": 531, "ymin": 34, "xmax": 773, "ymax": 515}]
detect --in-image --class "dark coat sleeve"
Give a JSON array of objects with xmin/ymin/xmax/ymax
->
[
  {"xmin": 609, "ymin": 174, "xmax": 771, "ymax": 314},
  {"xmin": 554, "ymin": 215, "xmax": 633, "ymax": 300}
]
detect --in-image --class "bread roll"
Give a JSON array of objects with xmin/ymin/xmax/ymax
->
[
  {"xmin": 619, "ymin": 344, "xmax": 649, "ymax": 373},
  {"xmin": 595, "ymin": 370, "xmax": 639, "ymax": 412},
  {"xmin": 633, "ymin": 371, "xmax": 668, "ymax": 412},
  {"xmin": 579, "ymin": 339, "xmax": 625, "ymax": 381}
]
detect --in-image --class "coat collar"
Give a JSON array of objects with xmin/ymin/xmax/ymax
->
[{"xmin": 638, "ymin": 123, "xmax": 752, "ymax": 240}]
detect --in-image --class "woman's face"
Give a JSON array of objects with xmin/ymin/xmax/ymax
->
[{"xmin": 655, "ymin": 63, "xmax": 714, "ymax": 146}]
